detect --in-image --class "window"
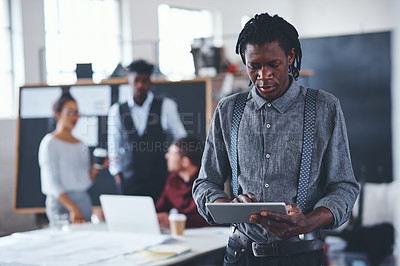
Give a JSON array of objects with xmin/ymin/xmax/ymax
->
[
  {"xmin": 0, "ymin": 0, "xmax": 14, "ymax": 118},
  {"xmin": 158, "ymin": 5, "xmax": 214, "ymax": 80},
  {"xmin": 44, "ymin": 0, "xmax": 122, "ymax": 84}
]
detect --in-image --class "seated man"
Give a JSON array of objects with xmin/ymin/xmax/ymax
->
[{"xmin": 156, "ymin": 137, "xmax": 209, "ymax": 228}]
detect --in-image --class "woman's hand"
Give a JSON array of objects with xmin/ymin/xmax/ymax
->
[{"xmin": 69, "ymin": 206, "xmax": 87, "ymax": 224}]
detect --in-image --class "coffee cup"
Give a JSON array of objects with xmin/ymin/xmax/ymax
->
[
  {"xmin": 93, "ymin": 148, "xmax": 107, "ymax": 169},
  {"xmin": 168, "ymin": 213, "xmax": 187, "ymax": 236}
]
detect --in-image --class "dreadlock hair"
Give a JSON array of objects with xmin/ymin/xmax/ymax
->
[
  {"xmin": 172, "ymin": 136, "xmax": 204, "ymax": 167},
  {"xmin": 126, "ymin": 59, "xmax": 154, "ymax": 75},
  {"xmin": 235, "ymin": 12, "xmax": 302, "ymax": 80},
  {"xmin": 53, "ymin": 90, "xmax": 76, "ymax": 114}
]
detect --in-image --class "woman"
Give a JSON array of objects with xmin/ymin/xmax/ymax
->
[{"xmin": 38, "ymin": 91, "xmax": 105, "ymax": 225}]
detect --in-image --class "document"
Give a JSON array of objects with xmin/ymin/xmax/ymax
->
[{"xmin": 0, "ymin": 229, "xmax": 171, "ymax": 266}]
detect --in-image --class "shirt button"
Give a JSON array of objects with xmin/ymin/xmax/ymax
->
[
  {"xmin": 266, "ymin": 123, "xmax": 271, "ymax": 128},
  {"xmin": 267, "ymin": 103, "xmax": 272, "ymax": 107},
  {"xmin": 265, "ymin": 154, "xmax": 271, "ymax": 159},
  {"xmin": 265, "ymin": 183, "xmax": 270, "ymax": 188}
]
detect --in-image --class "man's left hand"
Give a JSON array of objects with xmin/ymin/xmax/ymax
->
[{"xmin": 249, "ymin": 203, "xmax": 311, "ymax": 239}]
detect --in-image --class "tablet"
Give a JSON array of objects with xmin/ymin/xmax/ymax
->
[{"xmin": 206, "ymin": 202, "xmax": 288, "ymax": 224}]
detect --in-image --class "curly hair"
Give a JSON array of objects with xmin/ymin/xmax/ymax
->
[
  {"xmin": 53, "ymin": 90, "xmax": 76, "ymax": 114},
  {"xmin": 126, "ymin": 59, "xmax": 154, "ymax": 75},
  {"xmin": 235, "ymin": 12, "xmax": 302, "ymax": 79}
]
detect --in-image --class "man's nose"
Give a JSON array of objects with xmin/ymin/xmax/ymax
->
[
  {"xmin": 257, "ymin": 67, "xmax": 273, "ymax": 79},
  {"xmin": 136, "ymin": 82, "xmax": 143, "ymax": 89}
]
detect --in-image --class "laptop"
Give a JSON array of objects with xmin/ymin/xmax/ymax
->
[{"xmin": 99, "ymin": 194, "xmax": 161, "ymax": 235}]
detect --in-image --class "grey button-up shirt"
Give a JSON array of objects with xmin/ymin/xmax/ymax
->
[{"xmin": 193, "ymin": 79, "xmax": 360, "ymax": 243}]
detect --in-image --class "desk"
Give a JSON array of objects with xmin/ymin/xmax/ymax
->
[{"xmin": 0, "ymin": 223, "xmax": 230, "ymax": 266}]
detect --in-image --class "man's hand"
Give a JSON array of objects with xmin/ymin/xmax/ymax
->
[
  {"xmin": 250, "ymin": 204, "xmax": 333, "ymax": 239},
  {"xmin": 232, "ymin": 192, "xmax": 259, "ymax": 203},
  {"xmin": 114, "ymin": 173, "xmax": 122, "ymax": 185},
  {"xmin": 214, "ymin": 192, "xmax": 259, "ymax": 203},
  {"xmin": 157, "ymin": 212, "xmax": 170, "ymax": 228}
]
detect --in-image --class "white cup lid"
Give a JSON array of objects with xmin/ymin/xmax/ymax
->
[
  {"xmin": 168, "ymin": 213, "xmax": 187, "ymax": 221},
  {"xmin": 93, "ymin": 148, "xmax": 107, "ymax": 157}
]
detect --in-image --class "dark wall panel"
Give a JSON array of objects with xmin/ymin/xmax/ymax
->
[{"xmin": 299, "ymin": 32, "xmax": 392, "ymax": 183}]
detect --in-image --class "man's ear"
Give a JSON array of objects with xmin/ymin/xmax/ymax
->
[
  {"xmin": 288, "ymin": 48, "xmax": 295, "ymax": 65},
  {"xmin": 181, "ymin": 156, "xmax": 191, "ymax": 168}
]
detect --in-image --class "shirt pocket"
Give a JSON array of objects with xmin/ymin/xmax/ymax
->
[{"xmin": 284, "ymin": 136, "xmax": 303, "ymax": 175}]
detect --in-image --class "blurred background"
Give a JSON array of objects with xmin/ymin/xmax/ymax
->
[{"xmin": 1, "ymin": 1, "xmax": 399, "ymax": 265}]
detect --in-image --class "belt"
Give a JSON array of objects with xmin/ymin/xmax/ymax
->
[{"xmin": 230, "ymin": 227, "xmax": 324, "ymax": 257}]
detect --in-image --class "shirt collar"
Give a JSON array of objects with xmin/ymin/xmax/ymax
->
[
  {"xmin": 250, "ymin": 76, "xmax": 300, "ymax": 113},
  {"xmin": 127, "ymin": 91, "xmax": 154, "ymax": 108}
]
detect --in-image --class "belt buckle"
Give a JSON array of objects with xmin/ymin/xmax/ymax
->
[{"xmin": 252, "ymin": 242, "xmax": 277, "ymax": 257}]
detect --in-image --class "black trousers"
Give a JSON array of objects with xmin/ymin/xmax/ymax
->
[{"xmin": 223, "ymin": 236, "xmax": 327, "ymax": 266}]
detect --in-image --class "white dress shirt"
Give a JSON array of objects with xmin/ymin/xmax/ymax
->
[{"xmin": 107, "ymin": 91, "xmax": 187, "ymax": 176}]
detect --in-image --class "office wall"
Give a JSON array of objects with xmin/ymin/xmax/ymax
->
[
  {"xmin": 392, "ymin": 0, "xmax": 400, "ymax": 259},
  {"xmin": 21, "ymin": 0, "xmax": 45, "ymax": 84},
  {"xmin": 0, "ymin": 119, "xmax": 37, "ymax": 236}
]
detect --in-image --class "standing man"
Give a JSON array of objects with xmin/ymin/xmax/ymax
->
[
  {"xmin": 193, "ymin": 13, "xmax": 359, "ymax": 265},
  {"xmin": 108, "ymin": 59, "xmax": 187, "ymax": 203},
  {"xmin": 156, "ymin": 136, "xmax": 209, "ymax": 229}
]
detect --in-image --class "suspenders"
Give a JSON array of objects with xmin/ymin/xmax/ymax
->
[{"xmin": 230, "ymin": 88, "xmax": 317, "ymax": 210}]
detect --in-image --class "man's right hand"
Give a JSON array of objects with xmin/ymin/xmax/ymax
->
[
  {"xmin": 214, "ymin": 192, "xmax": 259, "ymax": 203},
  {"xmin": 232, "ymin": 192, "xmax": 259, "ymax": 203}
]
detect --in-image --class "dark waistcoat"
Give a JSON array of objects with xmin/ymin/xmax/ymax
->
[{"xmin": 118, "ymin": 98, "xmax": 167, "ymax": 202}]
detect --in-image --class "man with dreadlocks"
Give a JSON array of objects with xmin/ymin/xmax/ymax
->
[{"xmin": 193, "ymin": 13, "xmax": 359, "ymax": 265}]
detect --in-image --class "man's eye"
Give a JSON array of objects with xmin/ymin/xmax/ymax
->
[{"xmin": 247, "ymin": 65, "xmax": 259, "ymax": 70}]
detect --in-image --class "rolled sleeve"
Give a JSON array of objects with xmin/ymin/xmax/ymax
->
[
  {"xmin": 313, "ymin": 99, "xmax": 360, "ymax": 229},
  {"xmin": 161, "ymin": 98, "xmax": 187, "ymax": 140},
  {"xmin": 192, "ymin": 100, "xmax": 232, "ymax": 224},
  {"xmin": 38, "ymin": 138, "xmax": 65, "ymax": 198},
  {"xmin": 107, "ymin": 103, "xmax": 123, "ymax": 176}
]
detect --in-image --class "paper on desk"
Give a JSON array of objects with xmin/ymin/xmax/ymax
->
[
  {"xmin": 146, "ymin": 243, "xmax": 191, "ymax": 255},
  {"xmin": 105, "ymin": 244, "xmax": 191, "ymax": 266},
  {"xmin": 0, "ymin": 230, "xmax": 171, "ymax": 266}
]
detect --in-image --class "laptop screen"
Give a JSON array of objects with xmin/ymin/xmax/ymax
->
[{"xmin": 100, "ymin": 194, "xmax": 161, "ymax": 235}]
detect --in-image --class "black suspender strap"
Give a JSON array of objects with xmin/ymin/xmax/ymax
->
[{"xmin": 230, "ymin": 88, "xmax": 317, "ymax": 210}]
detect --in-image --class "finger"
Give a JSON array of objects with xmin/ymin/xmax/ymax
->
[
  {"xmin": 260, "ymin": 211, "xmax": 298, "ymax": 226},
  {"xmin": 246, "ymin": 193, "xmax": 259, "ymax": 202},
  {"xmin": 236, "ymin": 194, "xmax": 253, "ymax": 203},
  {"xmin": 249, "ymin": 213, "xmax": 262, "ymax": 223},
  {"xmin": 286, "ymin": 203, "xmax": 302, "ymax": 214},
  {"xmin": 249, "ymin": 214, "xmax": 268, "ymax": 228}
]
